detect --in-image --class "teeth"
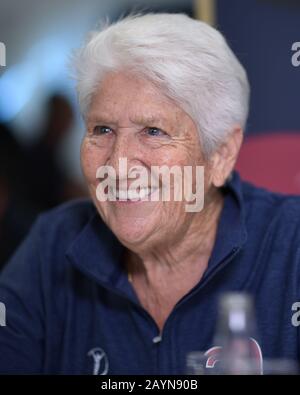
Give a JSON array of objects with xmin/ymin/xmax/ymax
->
[
  {"xmin": 109, "ymin": 187, "xmax": 155, "ymax": 201},
  {"xmin": 118, "ymin": 190, "xmax": 129, "ymax": 200},
  {"xmin": 130, "ymin": 187, "xmax": 149, "ymax": 200}
]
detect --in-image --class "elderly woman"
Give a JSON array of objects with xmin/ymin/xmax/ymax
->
[{"xmin": 0, "ymin": 13, "xmax": 299, "ymax": 375}]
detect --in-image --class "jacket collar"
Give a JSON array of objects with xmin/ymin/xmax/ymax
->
[
  {"xmin": 66, "ymin": 171, "xmax": 247, "ymax": 297},
  {"xmin": 201, "ymin": 171, "xmax": 248, "ymax": 282}
]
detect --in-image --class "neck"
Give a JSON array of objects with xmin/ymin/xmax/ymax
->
[{"xmin": 124, "ymin": 187, "xmax": 224, "ymax": 331}]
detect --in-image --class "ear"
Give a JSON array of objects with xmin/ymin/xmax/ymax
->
[{"xmin": 209, "ymin": 126, "xmax": 243, "ymax": 188}]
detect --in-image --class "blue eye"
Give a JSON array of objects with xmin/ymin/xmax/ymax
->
[
  {"xmin": 146, "ymin": 127, "xmax": 164, "ymax": 137},
  {"xmin": 93, "ymin": 126, "xmax": 112, "ymax": 135}
]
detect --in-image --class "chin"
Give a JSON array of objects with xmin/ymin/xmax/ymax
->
[{"xmin": 108, "ymin": 213, "xmax": 156, "ymax": 247}]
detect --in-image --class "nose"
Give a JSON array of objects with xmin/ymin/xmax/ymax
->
[{"xmin": 107, "ymin": 130, "xmax": 141, "ymax": 178}]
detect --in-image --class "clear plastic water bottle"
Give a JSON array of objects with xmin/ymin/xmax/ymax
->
[
  {"xmin": 214, "ymin": 292, "xmax": 261, "ymax": 375},
  {"xmin": 186, "ymin": 352, "xmax": 207, "ymax": 375}
]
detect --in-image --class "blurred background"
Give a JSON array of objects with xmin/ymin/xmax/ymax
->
[{"xmin": 0, "ymin": 0, "xmax": 300, "ymax": 268}]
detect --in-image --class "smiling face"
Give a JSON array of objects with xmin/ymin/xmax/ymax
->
[{"xmin": 81, "ymin": 71, "xmax": 213, "ymax": 251}]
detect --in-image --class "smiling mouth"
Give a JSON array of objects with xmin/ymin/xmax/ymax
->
[{"xmin": 109, "ymin": 186, "xmax": 159, "ymax": 202}]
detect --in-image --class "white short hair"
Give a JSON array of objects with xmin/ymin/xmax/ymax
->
[{"xmin": 73, "ymin": 13, "xmax": 250, "ymax": 156}]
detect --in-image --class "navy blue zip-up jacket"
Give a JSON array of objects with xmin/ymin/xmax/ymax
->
[{"xmin": 0, "ymin": 171, "xmax": 299, "ymax": 374}]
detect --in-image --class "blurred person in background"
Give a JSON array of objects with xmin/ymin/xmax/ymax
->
[
  {"xmin": 0, "ymin": 123, "xmax": 36, "ymax": 269},
  {"xmin": 0, "ymin": 13, "xmax": 299, "ymax": 374},
  {"xmin": 0, "ymin": 95, "xmax": 86, "ymax": 270},
  {"xmin": 25, "ymin": 93, "xmax": 86, "ymax": 211}
]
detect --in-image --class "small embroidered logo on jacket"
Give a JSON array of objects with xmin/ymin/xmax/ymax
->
[{"xmin": 87, "ymin": 347, "xmax": 109, "ymax": 375}]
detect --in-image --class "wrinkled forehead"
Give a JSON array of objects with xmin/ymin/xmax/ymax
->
[{"xmin": 87, "ymin": 71, "xmax": 197, "ymax": 134}]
